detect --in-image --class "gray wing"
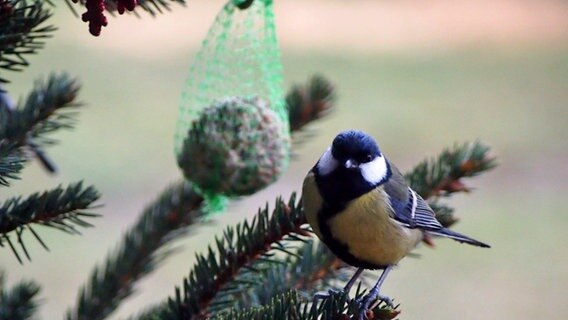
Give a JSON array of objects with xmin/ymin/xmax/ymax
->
[
  {"xmin": 383, "ymin": 160, "xmax": 444, "ymax": 231},
  {"xmin": 384, "ymin": 160, "xmax": 491, "ymax": 248}
]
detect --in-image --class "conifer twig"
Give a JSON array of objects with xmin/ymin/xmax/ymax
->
[
  {"xmin": 209, "ymin": 290, "xmax": 304, "ymax": 320},
  {"xmin": 0, "ymin": 143, "xmax": 25, "ymax": 186},
  {"xmin": 1, "ymin": 73, "xmax": 81, "ymax": 145},
  {"xmin": 166, "ymin": 194, "xmax": 307, "ymax": 319},
  {"xmin": 0, "ymin": 0, "xmax": 56, "ymax": 82},
  {"xmin": 405, "ymin": 141, "xmax": 497, "ymax": 199},
  {"xmin": 0, "ymin": 182, "xmax": 100, "ymax": 263},
  {"xmin": 0, "ymin": 73, "xmax": 81, "ymax": 174},
  {"xmin": 226, "ymin": 239, "xmax": 346, "ymax": 311},
  {"xmin": 287, "ymin": 75, "xmax": 335, "ymax": 133},
  {"xmin": 66, "ymin": 181, "xmax": 203, "ymax": 320},
  {"xmin": 0, "ymin": 272, "xmax": 42, "ymax": 320}
]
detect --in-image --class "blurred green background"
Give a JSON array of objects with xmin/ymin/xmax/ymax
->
[{"xmin": 2, "ymin": 0, "xmax": 568, "ymax": 319}]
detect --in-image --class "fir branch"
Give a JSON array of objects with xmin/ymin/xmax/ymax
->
[
  {"xmin": 210, "ymin": 290, "xmax": 304, "ymax": 320},
  {"xmin": 0, "ymin": 142, "xmax": 25, "ymax": 186},
  {"xmin": 287, "ymin": 75, "xmax": 335, "ymax": 132},
  {"xmin": 405, "ymin": 141, "xmax": 497, "ymax": 199},
  {"xmin": 134, "ymin": 303, "xmax": 171, "ymax": 320},
  {"xmin": 66, "ymin": 181, "xmax": 204, "ymax": 320},
  {"xmin": 290, "ymin": 240, "xmax": 343, "ymax": 292},
  {"xmin": 229, "ymin": 239, "xmax": 346, "ymax": 311},
  {"xmin": 215, "ymin": 288, "xmax": 398, "ymax": 320},
  {"xmin": 0, "ymin": 73, "xmax": 81, "ymax": 174},
  {"xmin": 0, "ymin": 182, "xmax": 100, "ymax": 263},
  {"xmin": 165, "ymin": 194, "xmax": 307, "ymax": 319},
  {"xmin": 311, "ymin": 289, "xmax": 399, "ymax": 320},
  {"xmin": 0, "ymin": 0, "xmax": 56, "ymax": 82},
  {"xmin": 0, "ymin": 272, "xmax": 42, "ymax": 320},
  {"xmin": 0, "ymin": 72, "xmax": 81, "ymax": 145}
]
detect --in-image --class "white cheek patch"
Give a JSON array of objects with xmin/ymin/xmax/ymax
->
[
  {"xmin": 316, "ymin": 147, "xmax": 339, "ymax": 176},
  {"xmin": 360, "ymin": 155, "xmax": 388, "ymax": 185}
]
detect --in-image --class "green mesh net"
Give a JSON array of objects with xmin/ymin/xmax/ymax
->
[{"xmin": 175, "ymin": 0, "xmax": 290, "ymax": 211}]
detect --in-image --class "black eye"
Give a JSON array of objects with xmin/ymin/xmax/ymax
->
[{"xmin": 361, "ymin": 153, "xmax": 373, "ymax": 163}]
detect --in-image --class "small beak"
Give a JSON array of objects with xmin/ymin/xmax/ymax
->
[{"xmin": 344, "ymin": 159, "xmax": 358, "ymax": 169}]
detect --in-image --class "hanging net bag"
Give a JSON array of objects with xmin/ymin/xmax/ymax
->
[{"xmin": 175, "ymin": 0, "xmax": 290, "ymax": 211}]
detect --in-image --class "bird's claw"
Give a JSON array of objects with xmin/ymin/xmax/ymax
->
[
  {"xmin": 375, "ymin": 294, "xmax": 394, "ymax": 308},
  {"xmin": 311, "ymin": 288, "xmax": 345, "ymax": 315},
  {"xmin": 313, "ymin": 288, "xmax": 341, "ymax": 300},
  {"xmin": 357, "ymin": 293, "xmax": 394, "ymax": 320}
]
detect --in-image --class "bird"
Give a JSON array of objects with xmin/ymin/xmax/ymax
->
[{"xmin": 301, "ymin": 130, "xmax": 490, "ymax": 319}]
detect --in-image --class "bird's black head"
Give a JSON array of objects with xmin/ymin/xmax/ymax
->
[
  {"xmin": 313, "ymin": 130, "xmax": 391, "ymax": 204},
  {"xmin": 331, "ymin": 130, "xmax": 382, "ymax": 165}
]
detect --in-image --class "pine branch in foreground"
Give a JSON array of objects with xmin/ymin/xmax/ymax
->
[
  {"xmin": 133, "ymin": 217, "xmax": 340, "ymax": 320},
  {"xmin": 308, "ymin": 288, "xmax": 399, "ymax": 320},
  {"xmin": 162, "ymin": 194, "xmax": 307, "ymax": 319},
  {"xmin": 214, "ymin": 288, "xmax": 398, "ymax": 320},
  {"xmin": 66, "ymin": 181, "xmax": 204, "ymax": 320},
  {"xmin": 229, "ymin": 239, "xmax": 346, "ymax": 311},
  {"xmin": 0, "ymin": 182, "xmax": 100, "ymax": 263},
  {"xmin": 209, "ymin": 290, "xmax": 304, "ymax": 320},
  {"xmin": 0, "ymin": 271, "xmax": 42, "ymax": 320},
  {"xmin": 0, "ymin": 0, "xmax": 56, "ymax": 82}
]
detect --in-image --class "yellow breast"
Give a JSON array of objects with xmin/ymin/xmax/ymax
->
[
  {"xmin": 302, "ymin": 172, "xmax": 422, "ymax": 267},
  {"xmin": 327, "ymin": 188, "xmax": 422, "ymax": 266}
]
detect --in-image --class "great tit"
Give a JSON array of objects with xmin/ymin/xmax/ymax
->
[{"xmin": 302, "ymin": 130, "xmax": 490, "ymax": 318}]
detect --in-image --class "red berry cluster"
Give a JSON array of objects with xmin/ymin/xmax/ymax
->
[
  {"xmin": 117, "ymin": 0, "xmax": 136, "ymax": 14},
  {"xmin": 77, "ymin": 0, "xmax": 138, "ymax": 36}
]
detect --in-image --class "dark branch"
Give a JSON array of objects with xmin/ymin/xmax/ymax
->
[
  {"xmin": 287, "ymin": 74, "xmax": 335, "ymax": 132},
  {"xmin": 0, "ymin": 73, "xmax": 81, "ymax": 174},
  {"xmin": 209, "ymin": 290, "xmax": 304, "ymax": 320},
  {"xmin": 0, "ymin": 182, "xmax": 100, "ymax": 263},
  {"xmin": 165, "ymin": 194, "xmax": 307, "ymax": 319},
  {"xmin": 0, "ymin": 271, "xmax": 42, "ymax": 320},
  {"xmin": 405, "ymin": 141, "xmax": 497, "ymax": 199},
  {"xmin": 1, "ymin": 72, "xmax": 81, "ymax": 145},
  {"xmin": 0, "ymin": 142, "xmax": 25, "ymax": 186},
  {"xmin": 0, "ymin": 0, "xmax": 56, "ymax": 82},
  {"xmin": 66, "ymin": 181, "xmax": 204, "ymax": 320}
]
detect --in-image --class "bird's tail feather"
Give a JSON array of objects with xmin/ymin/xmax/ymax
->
[{"xmin": 428, "ymin": 228, "xmax": 491, "ymax": 248}]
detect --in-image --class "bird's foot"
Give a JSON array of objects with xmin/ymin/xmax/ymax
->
[
  {"xmin": 357, "ymin": 293, "xmax": 394, "ymax": 320},
  {"xmin": 373, "ymin": 293, "xmax": 394, "ymax": 308},
  {"xmin": 313, "ymin": 288, "xmax": 341, "ymax": 300},
  {"xmin": 311, "ymin": 288, "xmax": 343, "ymax": 313}
]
